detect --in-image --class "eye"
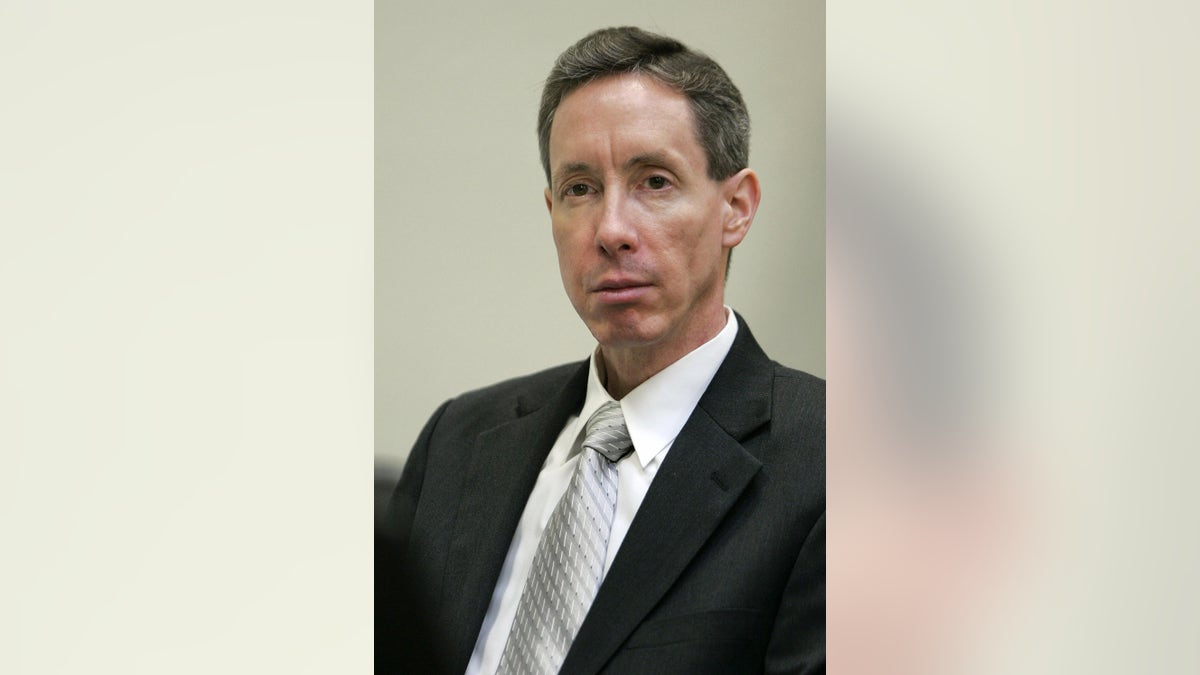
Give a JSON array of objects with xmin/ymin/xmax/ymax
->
[
  {"xmin": 564, "ymin": 183, "xmax": 593, "ymax": 198},
  {"xmin": 644, "ymin": 175, "xmax": 670, "ymax": 190}
]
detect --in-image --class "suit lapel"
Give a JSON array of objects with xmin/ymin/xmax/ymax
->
[
  {"xmin": 441, "ymin": 362, "xmax": 589, "ymax": 672},
  {"xmin": 561, "ymin": 319, "xmax": 775, "ymax": 674}
]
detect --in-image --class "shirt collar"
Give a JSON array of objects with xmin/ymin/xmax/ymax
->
[{"xmin": 579, "ymin": 307, "xmax": 740, "ymax": 469}]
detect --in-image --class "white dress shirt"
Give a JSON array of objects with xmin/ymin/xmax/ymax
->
[{"xmin": 465, "ymin": 309, "xmax": 740, "ymax": 675}]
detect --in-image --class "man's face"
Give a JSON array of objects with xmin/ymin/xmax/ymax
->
[{"xmin": 546, "ymin": 74, "xmax": 752, "ymax": 353}]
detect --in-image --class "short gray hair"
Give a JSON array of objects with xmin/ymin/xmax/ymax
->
[{"xmin": 537, "ymin": 26, "xmax": 751, "ymax": 185}]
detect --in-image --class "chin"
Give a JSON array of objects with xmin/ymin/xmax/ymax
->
[{"xmin": 586, "ymin": 314, "xmax": 668, "ymax": 350}]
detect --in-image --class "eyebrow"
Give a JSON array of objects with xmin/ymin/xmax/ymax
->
[
  {"xmin": 552, "ymin": 152, "xmax": 677, "ymax": 189},
  {"xmin": 623, "ymin": 151, "xmax": 674, "ymax": 171},
  {"xmin": 551, "ymin": 162, "xmax": 593, "ymax": 190}
]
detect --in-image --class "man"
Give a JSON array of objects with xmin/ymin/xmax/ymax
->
[{"xmin": 378, "ymin": 26, "xmax": 824, "ymax": 674}]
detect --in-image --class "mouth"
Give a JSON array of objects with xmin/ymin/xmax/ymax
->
[{"xmin": 590, "ymin": 278, "xmax": 652, "ymax": 303}]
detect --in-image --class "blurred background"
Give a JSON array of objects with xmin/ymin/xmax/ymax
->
[{"xmin": 828, "ymin": 2, "xmax": 1200, "ymax": 673}]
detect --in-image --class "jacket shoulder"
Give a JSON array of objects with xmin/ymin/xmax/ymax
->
[
  {"xmin": 438, "ymin": 360, "xmax": 586, "ymax": 430},
  {"xmin": 766, "ymin": 362, "xmax": 825, "ymax": 489},
  {"xmin": 770, "ymin": 362, "xmax": 824, "ymax": 426},
  {"xmin": 454, "ymin": 360, "xmax": 583, "ymax": 406},
  {"xmin": 771, "ymin": 363, "xmax": 824, "ymax": 404}
]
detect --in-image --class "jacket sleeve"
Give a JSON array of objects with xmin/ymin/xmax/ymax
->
[
  {"xmin": 377, "ymin": 398, "xmax": 455, "ymax": 675},
  {"xmin": 765, "ymin": 511, "xmax": 826, "ymax": 674},
  {"xmin": 382, "ymin": 398, "xmax": 454, "ymax": 551}
]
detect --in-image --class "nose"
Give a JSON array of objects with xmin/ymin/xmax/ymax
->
[{"xmin": 595, "ymin": 192, "xmax": 638, "ymax": 257}]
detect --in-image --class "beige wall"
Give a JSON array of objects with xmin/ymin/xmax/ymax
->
[{"xmin": 377, "ymin": 1, "xmax": 825, "ymax": 466}]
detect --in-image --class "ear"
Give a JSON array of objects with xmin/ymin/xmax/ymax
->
[
  {"xmin": 721, "ymin": 168, "xmax": 761, "ymax": 249},
  {"xmin": 544, "ymin": 187, "xmax": 553, "ymax": 215}
]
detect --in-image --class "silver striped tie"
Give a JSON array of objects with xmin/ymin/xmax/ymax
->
[{"xmin": 496, "ymin": 401, "xmax": 633, "ymax": 674}]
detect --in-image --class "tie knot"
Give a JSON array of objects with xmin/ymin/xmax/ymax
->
[{"xmin": 582, "ymin": 401, "xmax": 633, "ymax": 463}]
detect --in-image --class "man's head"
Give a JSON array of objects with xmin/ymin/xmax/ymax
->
[
  {"xmin": 538, "ymin": 26, "xmax": 750, "ymax": 187},
  {"xmin": 540, "ymin": 27, "xmax": 761, "ymax": 370}
]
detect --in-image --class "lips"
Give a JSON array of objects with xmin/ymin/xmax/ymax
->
[
  {"xmin": 594, "ymin": 280, "xmax": 646, "ymax": 291},
  {"xmin": 590, "ymin": 277, "xmax": 652, "ymax": 303},
  {"xmin": 591, "ymin": 275, "xmax": 651, "ymax": 291}
]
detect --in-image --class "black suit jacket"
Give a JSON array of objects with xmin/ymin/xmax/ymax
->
[{"xmin": 378, "ymin": 319, "xmax": 825, "ymax": 674}]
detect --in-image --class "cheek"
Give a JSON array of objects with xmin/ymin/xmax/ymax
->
[
  {"xmin": 551, "ymin": 221, "xmax": 571, "ymax": 255},
  {"xmin": 551, "ymin": 226, "xmax": 583, "ymax": 278},
  {"xmin": 550, "ymin": 219, "xmax": 566, "ymax": 248},
  {"xmin": 663, "ymin": 215, "xmax": 721, "ymax": 266}
]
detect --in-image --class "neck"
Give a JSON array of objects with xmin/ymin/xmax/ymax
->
[{"xmin": 598, "ymin": 306, "xmax": 728, "ymax": 400}]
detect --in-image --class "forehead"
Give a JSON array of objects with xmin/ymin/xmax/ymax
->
[{"xmin": 548, "ymin": 73, "xmax": 704, "ymax": 173}]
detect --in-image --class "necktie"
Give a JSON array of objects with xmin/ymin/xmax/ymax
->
[{"xmin": 497, "ymin": 401, "xmax": 634, "ymax": 675}]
